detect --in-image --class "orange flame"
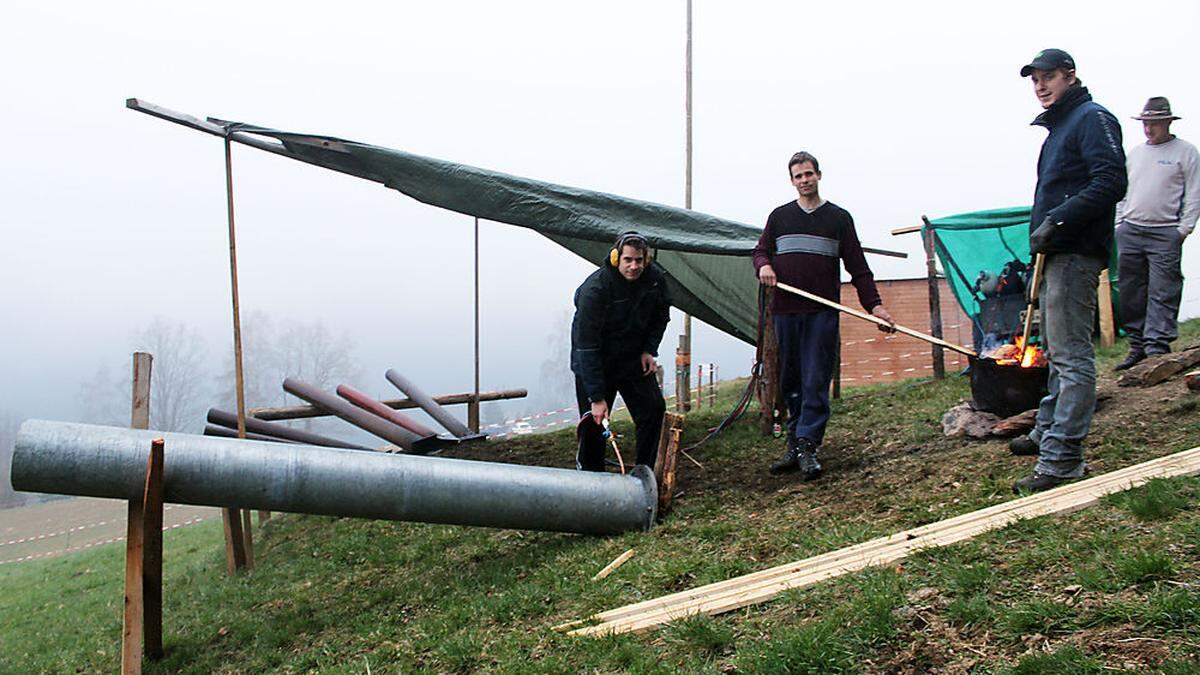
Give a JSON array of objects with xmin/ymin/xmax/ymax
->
[{"xmin": 985, "ymin": 335, "xmax": 1046, "ymax": 368}]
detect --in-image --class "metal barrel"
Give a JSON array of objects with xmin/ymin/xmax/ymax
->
[
  {"xmin": 336, "ymin": 384, "xmax": 439, "ymax": 438},
  {"xmin": 282, "ymin": 378, "xmax": 434, "ymax": 453},
  {"xmin": 203, "ymin": 424, "xmax": 299, "ymax": 444},
  {"xmin": 385, "ymin": 369, "xmax": 472, "ymax": 438},
  {"xmin": 206, "ymin": 408, "xmax": 370, "ymax": 450},
  {"xmin": 10, "ymin": 420, "xmax": 657, "ymax": 535}
]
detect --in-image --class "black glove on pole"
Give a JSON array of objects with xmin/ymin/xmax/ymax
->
[{"xmin": 1029, "ymin": 216, "xmax": 1057, "ymax": 254}]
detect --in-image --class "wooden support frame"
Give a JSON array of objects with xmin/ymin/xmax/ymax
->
[
  {"xmin": 653, "ymin": 412, "xmax": 685, "ymax": 516},
  {"xmin": 560, "ymin": 444, "xmax": 1200, "ymax": 636},
  {"xmin": 920, "ymin": 217, "xmax": 946, "ymax": 379}
]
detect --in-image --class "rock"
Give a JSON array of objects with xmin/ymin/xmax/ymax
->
[
  {"xmin": 1186, "ymin": 371, "xmax": 1200, "ymax": 392},
  {"xmin": 942, "ymin": 403, "xmax": 1000, "ymax": 438},
  {"xmin": 991, "ymin": 409, "xmax": 1038, "ymax": 437},
  {"xmin": 907, "ymin": 586, "xmax": 939, "ymax": 603}
]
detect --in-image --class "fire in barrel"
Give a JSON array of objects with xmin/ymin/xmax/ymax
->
[{"xmin": 971, "ymin": 334, "xmax": 1049, "ymax": 417}]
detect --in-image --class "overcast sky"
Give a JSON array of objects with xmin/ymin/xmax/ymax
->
[{"xmin": 2, "ymin": 0, "xmax": 1198, "ymax": 425}]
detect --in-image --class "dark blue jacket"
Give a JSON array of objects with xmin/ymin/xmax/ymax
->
[
  {"xmin": 570, "ymin": 260, "xmax": 671, "ymax": 402},
  {"xmin": 1030, "ymin": 86, "xmax": 1127, "ymax": 260}
]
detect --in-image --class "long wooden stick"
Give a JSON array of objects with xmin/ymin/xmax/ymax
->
[
  {"xmin": 773, "ymin": 282, "xmax": 977, "ymax": 357},
  {"xmin": 593, "ymin": 549, "xmax": 636, "ymax": 581},
  {"xmin": 1020, "ymin": 253, "xmax": 1046, "ymax": 349}
]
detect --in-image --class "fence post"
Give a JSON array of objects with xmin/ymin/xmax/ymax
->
[{"xmin": 921, "ymin": 217, "xmax": 946, "ymax": 379}]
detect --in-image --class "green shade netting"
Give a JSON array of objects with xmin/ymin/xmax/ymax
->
[{"xmin": 923, "ymin": 207, "xmax": 1119, "ymax": 332}]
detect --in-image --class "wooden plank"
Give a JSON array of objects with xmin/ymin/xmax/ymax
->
[
  {"xmin": 568, "ymin": 446, "xmax": 1194, "ymax": 629},
  {"xmin": 1097, "ymin": 269, "xmax": 1115, "ymax": 348},
  {"xmin": 248, "ymin": 388, "xmax": 528, "ymax": 422},
  {"xmin": 564, "ymin": 445, "xmax": 1200, "ymax": 635},
  {"xmin": 142, "ymin": 439, "xmax": 165, "ymax": 660},
  {"xmin": 122, "ymin": 352, "xmax": 152, "ymax": 675}
]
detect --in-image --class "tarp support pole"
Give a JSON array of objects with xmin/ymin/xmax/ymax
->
[{"xmin": 921, "ymin": 216, "xmax": 946, "ymax": 379}]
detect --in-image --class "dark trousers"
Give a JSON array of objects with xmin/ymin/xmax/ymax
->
[
  {"xmin": 775, "ymin": 310, "xmax": 839, "ymax": 445},
  {"xmin": 1117, "ymin": 222, "xmax": 1184, "ymax": 355},
  {"xmin": 575, "ymin": 372, "xmax": 665, "ymax": 469}
]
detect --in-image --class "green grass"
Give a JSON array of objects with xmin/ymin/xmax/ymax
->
[{"xmin": 3, "ymin": 321, "xmax": 1200, "ymax": 672}]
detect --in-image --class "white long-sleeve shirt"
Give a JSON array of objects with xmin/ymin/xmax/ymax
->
[{"xmin": 1116, "ymin": 136, "xmax": 1200, "ymax": 236}]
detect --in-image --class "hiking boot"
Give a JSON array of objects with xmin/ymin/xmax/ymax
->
[
  {"xmin": 1113, "ymin": 351, "xmax": 1145, "ymax": 372},
  {"xmin": 1008, "ymin": 435, "xmax": 1039, "ymax": 456},
  {"xmin": 1012, "ymin": 472, "xmax": 1073, "ymax": 494},
  {"xmin": 769, "ymin": 437, "xmax": 803, "ymax": 475},
  {"xmin": 798, "ymin": 445, "xmax": 823, "ymax": 481}
]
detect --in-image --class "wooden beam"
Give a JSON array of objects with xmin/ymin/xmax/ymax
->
[
  {"xmin": 142, "ymin": 439, "xmax": 165, "ymax": 661},
  {"xmin": 921, "ymin": 217, "xmax": 945, "ymax": 378},
  {"xmin": 1098, "ymin": 269, "xmax": 1115, "ymax": 348},
  {"xmin": 248, "ymin": 388, "xmax": 527, "ymax": 422},
  {"xmin": 122, "ymin": 352, "xmax": 152, "ymax": 675},
  {"xmin": 562, "ymin": 444, "xmax": 1200, "ymax": 635},
  {"xmin": 593, "ymin": 549, "xmax": 636, "ymax": 581},
  {"xmin": 891, "ymin": 225, "xmax": 923, "ymax": 235}
]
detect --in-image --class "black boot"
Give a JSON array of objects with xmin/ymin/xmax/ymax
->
[
  {"xmin": 1009, "ymin": 435, "xmax": 1039, "ymax": 456},
  {"xmin": 1113, "ymin": 351, "xmax": 1145, "ymax": 372},
  {"xmin": 798, "ymin": 444, "xmax": 823, "ymax": 481},
  {"xmin": 769, "ymin": 437, "xmax": 803, "ymax": 475},
  {"xmin": 1012, "ymin": 472, "xmax": 1073, "ymax": 494}
]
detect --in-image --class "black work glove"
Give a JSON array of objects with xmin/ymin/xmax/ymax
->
[{"xmin": 1029, "ymin": 216, "xmax": 1057, "ymax": 254}]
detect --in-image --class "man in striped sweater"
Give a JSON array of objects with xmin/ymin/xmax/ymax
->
[{"xmin": 753, "ymin": 151, "xmax": 895, "ymax": 480}]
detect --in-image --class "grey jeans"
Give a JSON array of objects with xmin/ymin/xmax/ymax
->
[
  {"xmin": 1029, "ymin": 253, "xmax": 1105, "ymax": 478},
  {"xmin": 1117, "ymin": 222, "xmax": 1185, "ymax": 355}
]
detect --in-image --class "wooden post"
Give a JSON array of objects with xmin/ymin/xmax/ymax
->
[
  {"xmin": 708, "ymin": 364, "xmax": 715, "ymax": 407},
  {"xmin": 222, "ymin": 135, "xmax": 252, "ymax": 572},
  {"xmin": 1098, "ymin": 268, "xmax": 1115, "ymax": 348},
  {"xmin": 921, "ymin": 217, "xmax": 946, "ymax": 379},
  {"xmin": 758, "ymin": 288, "xmax": 782, "ymax": 436},
  {"xmin": 142, "ymin": 439, "xmax": 165, "ymax": 661},
  {"xmin": 122, "ymin": 352, "xmax": 152, "ymax": 675},
  {"xmin": 678, "ymin": 0, "xmax": 694, "ymax": 416},
  {"xmin": 676, "ymin": 335, "xmax": 692, "ymax": 413},
  {"xmin": 653, "ymin": 412, "xmax": 685, "ymax": 516}
]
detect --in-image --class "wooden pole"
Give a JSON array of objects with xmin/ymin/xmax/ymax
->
[
  {"xmin": 920, "ymin": 217, "xmax": 946, "ymax": 378},
  {"xmin": 470, "ymin": 216, "xmax": 481, "ymax": 433},
  {"xmin": 222, "ymin": 136, "xmax": 250, "ymax": 574},
  {"xmin": 775, "ymin": 282, "xmax": 977, "ymax": 357},
  {"xmin": 758, "ymin": 288, "xmax": 782, "ymax": 436},
  {"xmin": 1097, "ymin": 268, "xmax": 1115, "ymax": 348},
  {"xmin": 678, "ymin": 0, "xmax": 694, "ymax": 414},
  {"xmin": 142, "ymin": 438, "xmax": 165, "ymax": 661},
  {"xmin": 653, "ymin": 412, "xmax": 685, "ymax": 515},
  {"xmin": 122, "ymin": 352, "xmax": 152, "ymax": 675},
  {"xmin": 708, "ymin": 363, "xmax": 715, "ymax": 407},
  {"xmin": 1021, "ymin": 253, "xmax": 1047, "ymax": 350}
]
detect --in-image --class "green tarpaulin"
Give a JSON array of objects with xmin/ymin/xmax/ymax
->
[{"xmin": 923, "ymin": 207, "xmax": 1119, "ymax": 338}]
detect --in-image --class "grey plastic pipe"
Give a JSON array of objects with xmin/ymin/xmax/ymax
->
[{"xmin": 10, "ymin": 420, "xmax": 656, "ymax": 535}]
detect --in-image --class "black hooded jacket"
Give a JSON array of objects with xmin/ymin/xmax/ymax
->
[
  {"xmin": 1030, "ymin": 85, "xmax": 1127, "ymax": 260},
  {"xmin": 570, "ymin": 260, "xmax": 671, "ymax": 403}
]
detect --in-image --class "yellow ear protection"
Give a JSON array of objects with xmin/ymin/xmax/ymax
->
[{"xmin": 609, "ymin": 232, "xmax": 653, "ymax": 266}]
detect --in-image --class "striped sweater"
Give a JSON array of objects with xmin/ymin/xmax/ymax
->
[{"xmin": 751, "ymin": 200, "xmax": 882, "ymax": 315}]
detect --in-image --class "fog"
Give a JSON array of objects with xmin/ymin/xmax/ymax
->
[{"xmin": 2, "ymin": 1, "xmax": 1198, "ymax": 447}]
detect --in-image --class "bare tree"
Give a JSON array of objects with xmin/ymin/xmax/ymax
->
[
  {"xmin": 536, "ymin": 308, "xmax": 576, "ymax": 413},
  {"xmin": 76, "ymin": 317, "xmax": 210, "ymax": 433}
]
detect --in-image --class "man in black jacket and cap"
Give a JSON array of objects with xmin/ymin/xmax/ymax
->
[
  {"xmin": 1009, "ymin": 49, "xmax": 1127, "ymax": 493},
  {"xmin": 571, "ymin": 231, "xmax": 671, "ymax": 471}
]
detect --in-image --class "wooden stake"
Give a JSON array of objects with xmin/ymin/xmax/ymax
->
[
  {"xmin": 122, "ymin": 352, "xmax": 152, "ymax": 675},
  {"xmin": 142, "ymin": 439, "xmax": 165, "ymax": 661},
  {"xmin": 593, "ymin": 549, "xmax": 636, "ymax": 581},
  {"xmin": 1098, "ymin": 269, "xmax": 1115, "ymax": 348},
  {"xmin": 1020, "ymin": 253, "xmax": 1046, "ymax": 351}
]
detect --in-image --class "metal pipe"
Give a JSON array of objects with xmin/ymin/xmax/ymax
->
[
  {"xmin": 384, "ymin": 369, "xmax": 472, "ymax": 438},
  {"xmin": 11, "ymin": 420, "xmax": 657, "ymax": 535},
  {"xmin": 204, "ymin": 424, "xmax": 298, "ymax": 444},
  {"xmin": 207, "ymin": 408, "xmax": 369, "ymax": 450},
  {"xmin": 249, "ymin": 388, "xmax": 528, "ymax": 422},
  {"xmin": 335, "ymin": 385, "xmax": 439, "ymax": 439},
  {"xmin": 282, "ymin": 378, "xmax": 439, "ymax": 453}
]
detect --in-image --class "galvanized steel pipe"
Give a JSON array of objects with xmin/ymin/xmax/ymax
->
[
  {"xmin": 385, "ymin": 369, "xmax": 472, "ymax": 438},
  {"xmin": 11, "ymin": 420, "xmax": 657, "ymax": 535}
]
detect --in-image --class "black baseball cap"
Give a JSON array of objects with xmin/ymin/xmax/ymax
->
[{"xmin": 1020, "ymin": 48, "xmax": 1075, "ymax": 77}]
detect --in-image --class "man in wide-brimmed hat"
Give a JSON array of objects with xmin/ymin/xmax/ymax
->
[{"xmin": 1114, "ymin": 97, "xmax": 1200, "ymax": 371}]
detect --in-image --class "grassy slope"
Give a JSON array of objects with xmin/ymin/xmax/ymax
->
[{"xmin": 2, "ymin": 324, "xmax": 1200, "ymax": 673}]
